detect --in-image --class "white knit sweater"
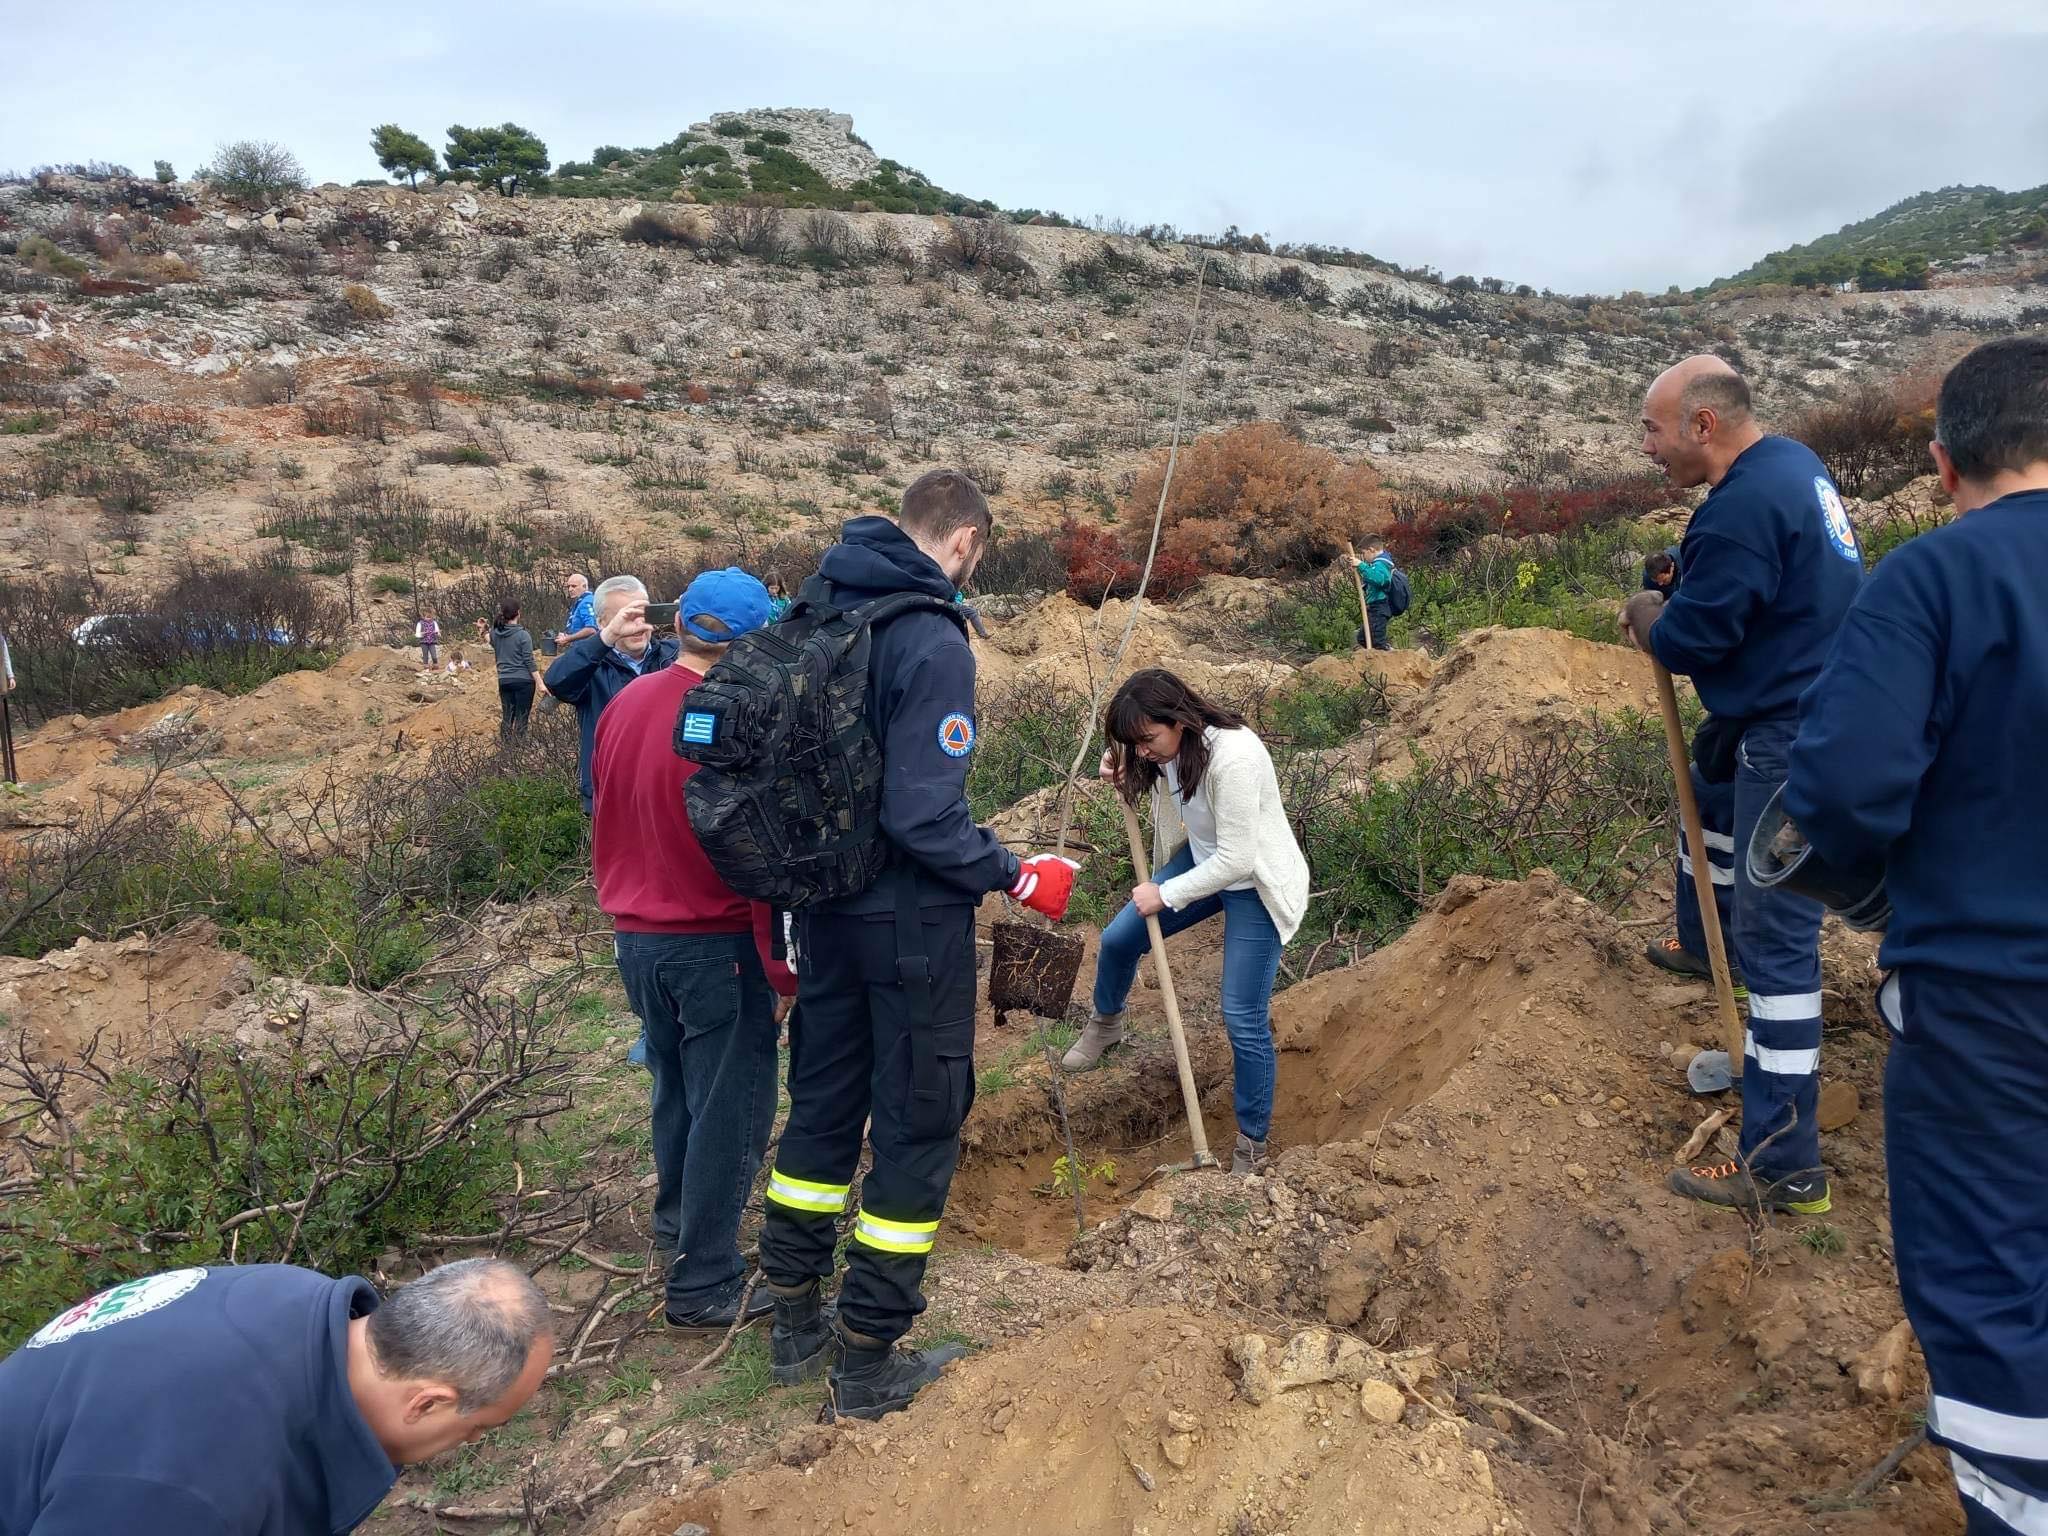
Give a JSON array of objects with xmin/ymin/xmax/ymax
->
[{"xmin": 1149, "ymin": 726, "xmax": 1311, "ymax": 942}]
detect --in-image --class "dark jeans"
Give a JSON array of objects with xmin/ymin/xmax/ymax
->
[
  {"xmin": 1092, "ymin": 844, "xmax": 1285, "ymax": 1141},
  {"xmin": 614, "ymin": 929, "xmax": 779, "ymax": 1313},
  {"xmin": 1357, "ymin": 600, "xmax": 1391, "ymax": 651},
  {"xmin": 498, "ymin": 678, "xmax": 535, "ymax": 739}
]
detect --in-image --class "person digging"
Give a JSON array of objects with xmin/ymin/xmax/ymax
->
[{"xmin": 1062, "ymin": 668, "xmax": 1309, "ymax": 1175}]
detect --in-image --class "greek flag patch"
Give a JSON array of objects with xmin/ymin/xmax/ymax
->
[{"xmin": 681, "ymin": 711, "xmax": 718, "ymax": 745}]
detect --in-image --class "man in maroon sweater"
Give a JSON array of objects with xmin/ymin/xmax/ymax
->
[{"xmin": 591, "ymin": 567, "xmax": 790, "ymax": 1329}]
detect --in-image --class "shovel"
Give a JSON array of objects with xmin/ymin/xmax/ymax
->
[
  {"xmin": 1650, "ymin": 661, "xmax": 1745, "ymax": 1094},
  {"xmin": 1119, "ymin": 797, "xmax": 1220, "ymax": 1172}
]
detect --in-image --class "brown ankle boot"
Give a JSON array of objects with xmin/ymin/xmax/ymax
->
[{"xmin": 1061, "ymin": 1011, "xmax": 1125, "ymax": 1071}]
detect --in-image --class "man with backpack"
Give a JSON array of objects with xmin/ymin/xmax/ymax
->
[
  {"xmin": 1355, "ymin": 547, "xmax": 1409, "ymax": 649},
  {"xmin": 675, "ymin": 469, "xmax": 1076, "ymax": 1420}
]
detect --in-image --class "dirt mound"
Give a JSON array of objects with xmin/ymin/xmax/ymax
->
[
  {"xmin": 1065, "ymin": 875, "xmax": 1956, "ymax": 1534},
  {"xmin": 1302, "ymin": 644, "xmax": 1436, "ymax": 697},
  {"xmin": 9, "ymin": 645, "xmax": 499, "ymax": 826},
  {"xmin": 624, "ymin": 1308, "xmax": 1523, "ymax": 1536},
  {"xmin": 1383, "ymin": 626, "xmax": 1657, "ymax": 765},
  {"xmin": 0, "ymin": 919, "xmax": 253, "ymax": 1063}
]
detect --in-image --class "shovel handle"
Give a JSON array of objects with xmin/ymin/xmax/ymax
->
[
  {"xmin": 1345, "ymin": 541, "xmax": 1372, "ymax": 639},
  {"xmin": 1651, "ymin": 662, "xmax": 1745, "ymax": 1079},
  {"xmin": 1120, "ymin": 796, "xmax": 1214, "ymax": 1165}
]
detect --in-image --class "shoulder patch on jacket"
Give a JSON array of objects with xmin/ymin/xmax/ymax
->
[
  {"xmin": 1816, "ymin": 477, "xmax": 1861, "ymax": 562},
  {"xmin": 937, "ymin": 713, "xmax": 975, "ymax": 757}
]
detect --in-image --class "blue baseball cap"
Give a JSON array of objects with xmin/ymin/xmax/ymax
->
[{"xmin": 677, "ymin": 567, "xmax": 773, "ymax": 643}]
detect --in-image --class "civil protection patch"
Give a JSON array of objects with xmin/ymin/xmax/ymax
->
[
  {"xmin": 681, "ymin": 710, "xmax": 718, "ymax": 745},
  {"xmin": 937, "ymin": 712, "xmax": 975, "ymax": 757},
  {"xmin": 27, "ymin": 1267, "xmax": 207, "ymax": 1348},
  {"xmin": 1815, "ymin": 476, "xmax": 1861, "ymax": 562}
]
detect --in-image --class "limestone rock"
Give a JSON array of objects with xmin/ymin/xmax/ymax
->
[
  {"xmin": 1854, "ymin": 1319, "xmax": 1915, "ymax": 1404},
  {"xmin": 1818, "ymin": 1079, "xmax": 1861, "ymax": 1131},
  {"xmin": 1359, "ymin": 1380, "xmax": 1406, "ymax": 1425}
]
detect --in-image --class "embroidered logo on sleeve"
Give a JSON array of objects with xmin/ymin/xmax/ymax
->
[
  {"xmin": 937, "ymin": 713, "xmax": 975, "ymax": 758},
  {"xmin": 26, "ymin": 1268, "xmax": 208, "ymax": 1348},
  {"xmin": 1815, "ymin": 477, "xmax": 1861, "ymax": 563}
]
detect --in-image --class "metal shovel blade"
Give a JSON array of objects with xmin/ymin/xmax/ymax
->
[{"xmin": 1687, "ymin": 1050, "xmax": 1735, "ymax": 1095}]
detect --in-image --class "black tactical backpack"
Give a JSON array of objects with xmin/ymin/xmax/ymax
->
[{"xmin": 675, "ymin": 580, "xmax": 967, "ymax": 908}]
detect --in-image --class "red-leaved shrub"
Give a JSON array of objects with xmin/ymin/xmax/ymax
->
[
  {"xmin": 1056, "ymin": 521, "xmax": 1204, "ymax": 603},
  {"xmin": 1385, "ymin": 473, "xmax": 1667, "ymax": 562}
]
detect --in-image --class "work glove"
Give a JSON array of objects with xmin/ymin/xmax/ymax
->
[{"xmin": 1010, "ymin": 854, "xmax": 1080, "ymax": 922}]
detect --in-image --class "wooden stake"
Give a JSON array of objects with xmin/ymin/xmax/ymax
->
[{"xmin": 1120, "ymin": 797, "xmax": 1215, "ymax": 1167}]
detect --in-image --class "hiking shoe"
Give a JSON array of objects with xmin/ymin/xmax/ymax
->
[
  {"xmin": 665, "ymin": 1282, "xmax": 775, "ymax": 1332},
  {"xmin": 1668, "ymin": 1158, "xmax": 1831, "ymax": 1215},
  {"xmin": 1645, "ymin": 937, "xmax": 1748, "ymax": 999},
  {"xmin": 1061, "ymin": 1011, "xmax": 1126, "ymax": 1072},
  {"xmin": 1231, "ymin": 1133, "xmax": 1270, "ymax": 1176},
  {"xmin": 825, "ymin": 1322, "xmax": 968, "ymax": 1422},
  {"xmin": 768, "ymin": 1281, "xmax": 836, "ymax": 1386}
]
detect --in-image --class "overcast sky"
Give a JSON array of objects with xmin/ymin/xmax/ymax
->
[{"xmin": 7, "ymin": 1, "xmax": 2046, "ymax": 292}]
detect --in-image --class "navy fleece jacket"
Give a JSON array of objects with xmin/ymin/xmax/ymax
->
[
  {"xmin": 813, "ymin": 517, "xmax": 1019, "ymax": 912},
  {"xmin": 0, "ymin": 1265, "xmax": 396, "ymax": 1536},
  {"xmin": 1786, "ymin": 489, "xmax": 2048, "ymax": 983},
  {"xmin": 1650, "ymin": 435, "xmax": 1865, "ymax": 720}
]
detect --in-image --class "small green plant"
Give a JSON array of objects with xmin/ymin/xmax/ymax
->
[
  {"xmin": 1798, "ymin": 1223, "xmax": 1846, "ymax": 1258},
  {"xmin": 1052, "ymin": 1153, "xmax": 1117, "ymax": 1200},
  {"xmin": 369, "ymin": 573, "xmax": 413, "ymax": 595}
]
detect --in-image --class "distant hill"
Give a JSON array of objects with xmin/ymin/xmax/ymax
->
[
  {"xmin": 545, "ymin": 107, "xmax": 994, "ymax": 216},
  {"xmin": 1710, "ymin": 182, "xmax": 2048, "ymax": 293}
]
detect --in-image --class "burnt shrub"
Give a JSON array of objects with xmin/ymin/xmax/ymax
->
[{"xmin": 1792, "ymin": 378, "xmax": 1937, "ymax": 499}]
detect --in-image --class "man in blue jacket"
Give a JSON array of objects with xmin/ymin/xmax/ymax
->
[
  {"xmin": 0, "ymin": 1258, "xmax": 552, "ymax": 1535},
  {"xmin": 543, "ymin": 574, "xmax": 680, "ymax": 817},
  {"xmin": 1783, "ymin": 337, "xmax": 2048, "ymax": 1536},
  {"xmin": 1619, "ymin": 355, "xmax": 1863, "ymax": 1215},
  {"xmin": 755, "ymin": 470, "xmax": 1075, "ymax": 1421}
]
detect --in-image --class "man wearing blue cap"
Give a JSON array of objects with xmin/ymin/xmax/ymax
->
[{"xmin": 590, "ymin": 568, "xmax": 796, "ymax": 1330}]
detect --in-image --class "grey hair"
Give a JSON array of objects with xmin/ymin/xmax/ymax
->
[
  {"xmin": 1679, "ymin": 367, "xmax": 1752, "ymax": 425},
  {"xmin": 593, "ymin": 574, "xmax": 647, "ymax": 622},
  {"xmin": 364, "ymin": 1258, "xmax": 553, "ymax": 1411}
]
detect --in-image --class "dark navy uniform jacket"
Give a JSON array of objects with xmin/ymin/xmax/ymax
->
[
  {"xmin": 544, "ymin": 631, "xmax": 680, "ymax": 812},
  {"xmin": 0, "ymin": 1265, "xmax": 396, "ymax": 1536},
  {"xmin": 1650, "ymin": 436, "xmax": 1865, "ymax": 720},
  {"xmin": 1787, "ymin": 489, "xmax": 2048, "ymax": 984},
  {"xmin": 814, "ymin": 517, "xmax": 1020, "ymax": 913}
]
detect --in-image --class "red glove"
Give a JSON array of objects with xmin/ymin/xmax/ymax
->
[{"xmin": 1010, "ymin": 854, "xmax": 1080, "ymax": 922}]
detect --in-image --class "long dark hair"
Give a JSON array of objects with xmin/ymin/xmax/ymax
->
[
  {"xmin": 494, "ymin": 599, "xmax": 521, "ymax": 628},
  {"xmin": 1104, "ymin": 668, "xmax": 1247, "ymax": 805}
]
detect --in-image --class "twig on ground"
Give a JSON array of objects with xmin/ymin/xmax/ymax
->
[
  {"xmin": 1470, "ymin": 1390, "xmax": 1568, "ymax": 1440},
  {"xmin": 1676, "ymin": 1107, "xmax": 1733, "ymax": 1163},
  {"xmin": 1849, "ymin": 1424, "xmax": 1928, "ymax": 1501}
]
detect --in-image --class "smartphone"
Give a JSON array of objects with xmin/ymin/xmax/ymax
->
[{"xmin": 643, "ymin": 601, "xmax": 680, "ymax": 627}]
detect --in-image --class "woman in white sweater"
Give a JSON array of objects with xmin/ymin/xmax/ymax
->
[{"xmin": 1063, "ymin": 668, "xmax": 1310, "ymax": 1173}]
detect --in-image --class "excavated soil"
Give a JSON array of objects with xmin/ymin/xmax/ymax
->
[
  {"xmin": 1380, "ymin": 625, "xmax": 1659, "ymax": 767},
  {"xmin": 626, "ymin": 1308, "xmax": 1524, "ymax": 1536},
  {"xmin": 0, "ymin": 919, "xmax": 253, "ymax": 1063}
]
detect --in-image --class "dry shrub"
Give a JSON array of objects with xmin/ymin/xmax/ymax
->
[
  {"xmin": 1126, "ymin": 421, "xmax": 1389, "ymax": 578},
  {"xmin": 1055, "ymin": 520, "xmax": 1203, "ymax": 603},
  {"xmin": 339, "ymin": 282, "xmax": 390, "ymax": 321},
  {"xmin": 1793, "ymin": 375, "xmax": 1938, "ymax": 499}
]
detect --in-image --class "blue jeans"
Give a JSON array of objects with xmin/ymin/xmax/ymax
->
[
  {"xmin": 1092, "ymin": 844, "xmax": 1285, "ymax": 1141},
  {"xmin": 613, "ymin": 929, "xmax": 779, "ymax": 1313}
]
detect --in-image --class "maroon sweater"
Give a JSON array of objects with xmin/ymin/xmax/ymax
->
[{"xmin": 591, "ymin": 663, "xmax": 793, "ymax": 994}]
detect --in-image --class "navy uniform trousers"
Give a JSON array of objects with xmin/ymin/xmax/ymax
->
[
  {"xmin": 1674, "ymin": 764, "xmax": 1736, "ymax": 965},
  {"xmin": 1885, "ymin": 970, "xmax": 2048, "ymax": 1535},
  {"xmin": 1729, "ymin": 720, "xmax": 1825, "ymax": 1183},
  {"xmin": 757, "ymin": 894, "xmax": 977, "ymax": 1345}
]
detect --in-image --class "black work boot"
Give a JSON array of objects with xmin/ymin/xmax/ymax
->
[
  {"xmin": 768, "ymin": 1280, "xmax": 835, "ymax": 1386},
  {"xmin": 825, "ymin": 1320, "xmax": 967, "ymax": 1421}
]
